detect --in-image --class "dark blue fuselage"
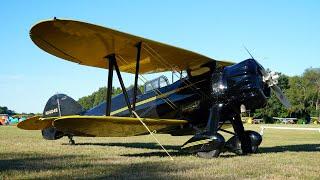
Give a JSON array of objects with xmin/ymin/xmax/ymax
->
[{"xmin": 83, "ymin": 77, "xmax": 208, "ymax": 127}]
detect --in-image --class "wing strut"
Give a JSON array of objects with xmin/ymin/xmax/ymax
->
[
  {"xmin": 105, "ymin": 54, "xmax": 114, "ymax": 116},
  {"xmin": 133, "ymin": 42, "xmax": 142, "ymax": 110},
  {"xmin": 113, "ymin": 55, "xmax": 133, "ymax": 116},
  {"xmin": 105, "ymin": 54, "xmax": 134, "ymax": 116}
]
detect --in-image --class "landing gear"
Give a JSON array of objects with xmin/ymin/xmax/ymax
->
[
  {"xmin": 182, "ymin": 102, "xmax": 263, "ymax": 158},
  {"xmin": 230, "ymin": 114, "xmax": 253, "ymax": 154},
  {"xmin": 68, "ymin": 135, "xmax": 75, "ymax": 145},
  {"xmin": 196, "ymin": 133, "xmax": 225, "ymax": 158},
  {"xmin": 181, "ymin": 132, "xmax": 225, "ymax": 158},
  {"xmin": 197, "ymin": 149, "xmax": 221, "ymax": 158},
  {"xmin": 225, "ymin": 130, "xmax": 262, "ymax": 154},
  {"xmin": 246, "ymin": 130, "xmax": 262, "ymax": 153},
  {"xmin": 181, "ymin": 104, "xmax": 226, "ymax": 158},
  {"xmin": 196, "ymin": 104, "xmax": 225, "ymax": 158}
]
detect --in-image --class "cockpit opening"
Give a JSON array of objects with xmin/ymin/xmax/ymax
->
[{"xmin": 144, "ymin": 75, "xmax": 170, "ymax": 93}]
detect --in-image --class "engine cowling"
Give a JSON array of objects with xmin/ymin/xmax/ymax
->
[{"xmin": 211, "ymin": 59, "xmax": 271, "ymax": 110}]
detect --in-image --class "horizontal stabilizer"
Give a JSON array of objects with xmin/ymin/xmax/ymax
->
[
  {"xmin": 53, "ymin": 115, "xmax": 187, "ymax": 137},
  {"xmin": 17, "ymin": 116, "xmax": 56, "ymax": 130}
]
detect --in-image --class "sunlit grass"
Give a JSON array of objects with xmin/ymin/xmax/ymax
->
[{"xmin": 1, "ymin": 124, "xmax": 320, "ymax": 179}]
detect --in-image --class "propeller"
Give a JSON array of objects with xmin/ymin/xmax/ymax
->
[
  {"xmin": 259, "ymin": 67, "xmax": 291, "ymax": 109},
  {"xmin": 244, "ymin": 47, "xmax": 291, "ymax": 109}
]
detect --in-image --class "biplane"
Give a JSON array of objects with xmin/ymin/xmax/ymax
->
[{"xmin": 18, "ymin": 18, "xmax": 291, "ymax": 158}]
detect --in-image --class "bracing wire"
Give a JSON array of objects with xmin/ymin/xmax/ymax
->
[
  {"xmin": 116, "ymin": 55, "xmax": 177, "ymax": 110},
  {"xmin": 143, "ymin": 43, "xmax": 216, "ymax": 104},
  {"xmin": 132, "ymin": 110, "xmax": 174, "ymax": 161},
  {"xmin": 116, "ymin": 54, "xmax": 176, "ymax": 109}
]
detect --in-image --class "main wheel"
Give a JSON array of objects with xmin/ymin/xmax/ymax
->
[
  {"xmin": 195, "ymin": 133, "xmax": 225, "ymax": 158},
  {"xmin": 225, "ymin": 130, "xmax": 262, "ymax": 154},
  {"xmin": 246, "ymin": 130, "xmax": 262, "ymax": 153},
  {"xmin": 197, "ymin": 149, "xmax": 221, "ymax": 158}
]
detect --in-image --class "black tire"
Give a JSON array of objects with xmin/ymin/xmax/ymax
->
[
  {"xmin": 197, "ymin": 149, "xmax": 221, "ymax": 158},
  {"xmin": 251, "ymin": 145, "xmax": 258, "ymax": 153},
  {"xmin": 196, "ymin": 133, "xmax": 224, "ymax": 158},
  {"xmin": 225, "ymin": 135, "xmax": 242, "ymax": 155},
  {"xmin": 245, "ymin": 130, "xmax": 262, "ymax": 153},
  {"xmin": 225, "ymin": 131, "xmax": 262, "ymax": 154}
]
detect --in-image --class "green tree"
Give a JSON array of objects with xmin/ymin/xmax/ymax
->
[
  {"xmin": 78, "ymin": 86, "xmax": 124, "ymax": 110},
  {"xmin": 0, "ymin": 106, "xmax": 16, "ymax": 115},
  {"xmin": 287, "ymin": 68, "xmax": 320, "ymax": 120}
]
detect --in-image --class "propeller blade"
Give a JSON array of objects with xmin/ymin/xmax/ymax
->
[
  {"xmin": 243, "ymin": 48, "xmax": 291, "ymax": 109},
  {"xmin": 254, "ymin": 60, "xmax": 291, "ymax": 109},
  {"xmin": 271, "ymin": 85, "xmax": 291, "ymax": 109}
]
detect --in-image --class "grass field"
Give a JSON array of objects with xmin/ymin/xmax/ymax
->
[{"xmin": 1, "ymin": 124, "xmax": 320, "ymax": 179}]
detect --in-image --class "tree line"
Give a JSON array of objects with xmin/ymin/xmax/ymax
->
[
  {"xmin": 253, "ymin": 68, "xmax": 320, "ymax": 123},
  {"xmin": 0, "ymin": 106, "xmax": 16, "ymax": 115},
  {"xmin": 78, "ymin": 87, "xmax": 123, "ymax": 110}
]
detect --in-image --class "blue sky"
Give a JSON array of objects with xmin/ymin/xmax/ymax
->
[{"xmin": 0, "ymin": 1, "xmax": 319, "ymax": 113}]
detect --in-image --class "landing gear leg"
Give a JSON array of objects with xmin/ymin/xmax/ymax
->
[
  {"xmin": 68, "ymin": 135, "xmax": 75, "ymax": 145},
  {"xmin": 182, "ymin": 104, "xmax": 225, "ymax": 158}
]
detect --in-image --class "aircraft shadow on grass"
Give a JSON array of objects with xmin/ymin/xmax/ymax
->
[
  {"xmin": 1, "ymin": 145, "xmax": 319, "ymax": 178},
  {"xmin": 62, "ymin": 142, "xmax": 201, "ymax": 157},
  {"xmin": 0, "ymin": 153, "xmax": 82, "ymax": 172},
  {"xmin": 62, "ymin": 142, "xmax": 320, "ymax": 158},
  {"xmin": 259, "ymin": 144, "xmax": 320, "ymax": 153},
  {"xmin": 124, "ymin": 144, "xmax": 320, "ymax": 158},
  {"xmin": 0, "ymin": 152, "xmax": 187, "ymax": 179},
  {"xmin": 64, "ymin": 142, "xmax": 181, "ymax": 151},
  {"xmin": 63, "ymin": 142, "xmax": 236, "ymax": 158}
]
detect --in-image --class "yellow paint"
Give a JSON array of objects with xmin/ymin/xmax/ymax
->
[
  {"xmin": 190, "ymin": 67, "xmax": 210, "ymax": 76},
  {"xmin": 53, "ymin": 115, "xmax": 187, "ymax": 137},
  {"xmin": 17, "ymin": 116, "xmax": 55, "ymax": 130},
  {"xmin": 30, "ymin": 19, "xmax": 233, "ymax": 74}
]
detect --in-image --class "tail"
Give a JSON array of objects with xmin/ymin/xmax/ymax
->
[
  {"xmin": 42, "ymin": 94, "xmax": 84, "ymax": 140},
  {"xmin": 43, "ymin": 93, "xmax": 83, "ymax": 117}
]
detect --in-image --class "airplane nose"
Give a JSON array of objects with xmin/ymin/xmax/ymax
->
[{"xmin": 210, "ymin": 59, "xmax": 269, "ymax": 110}]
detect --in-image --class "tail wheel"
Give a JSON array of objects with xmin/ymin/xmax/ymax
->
[
  {"xmin": 69, "ymin": 139, "xmax": 75, "ymax": 145},
  {"xmin": 68, "ymin": 135, "xmax": 75, "ymax": 145}
]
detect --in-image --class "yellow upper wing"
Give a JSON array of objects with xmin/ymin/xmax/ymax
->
[
  {"xmin": 53, "ymin": 115, "xmax": 187, "ymax": 137},
  {"xmin": 30, "ymin": 19, "xmax": 233, "ymax": 74}
]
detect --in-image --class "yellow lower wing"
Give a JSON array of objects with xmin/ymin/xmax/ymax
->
[
  {"xmin": 17, "ymin": 116, "xmax": 56, "ymax": 130},
  {"xmin": 53, "ymin": 116, "xmax": 188, "ymax": 137}
]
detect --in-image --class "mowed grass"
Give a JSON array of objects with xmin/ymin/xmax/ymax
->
[{"xmin": 1, "ymin": 124, "xmax": 320, "ymax": 179}]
